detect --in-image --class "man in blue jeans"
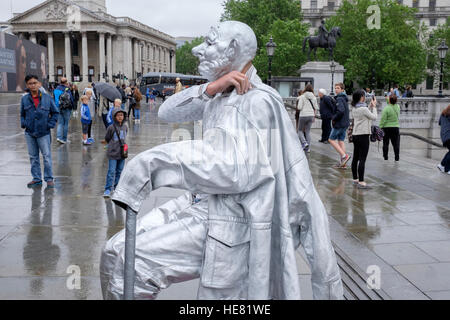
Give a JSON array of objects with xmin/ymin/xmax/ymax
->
[
  {"xmin": 21, "ymin": 75, "xmax": 59, "ymax": 188},
  {"xmin": 54, "ymin": 77, "xmax": 74, "ymax": 144},
  {"xmin": 329, "ymin": 83, "xmax": 351, "ymax": 168}
]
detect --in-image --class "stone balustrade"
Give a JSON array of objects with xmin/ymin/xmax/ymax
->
[{"xmin": 282, "ymin": 96, "xmax": 450, "ymax": 160}]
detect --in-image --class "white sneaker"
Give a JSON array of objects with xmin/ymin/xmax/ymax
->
[{"xmin": 437, "ymin": 164, "xmax": 445, "ymax": 173}]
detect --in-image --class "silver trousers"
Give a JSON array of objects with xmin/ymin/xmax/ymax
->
[{"xmin": 100, "ymin": 192, "xmax": 248, "ymax": 300}]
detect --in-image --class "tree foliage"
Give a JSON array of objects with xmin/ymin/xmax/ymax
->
[
  {"xmin": 427, "ymin": 18, "xmax": 450, "ymax": 87},
  {"xmin": 221, "ymin": 0, "xmax": 308, "ymax": 80},
  {"xmin": 175, "ymin": 37, "xmax": 204, "ymax": 75},
  {"xmin": 253, "ymin": 19, "xmax": 309, "ymax": 80},
  {"xmin": 323, "ymin": 0, "xmax": 427, "ymax": 90}
]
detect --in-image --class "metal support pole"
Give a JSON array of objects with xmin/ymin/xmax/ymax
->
[
  {"xmin": 268, "ymin": 56, "xmax": 272, "ymax": 87},
  {"xmin": 439, "ymin": 60, "xmax": 444, "ymax": 97},
  {"xmin": 331, "ymin": 72, "xmax": 335, "ymax": 96},
  {"xmin": 124, "ymin": 207, "xmax": 137, "ymax": 300}
]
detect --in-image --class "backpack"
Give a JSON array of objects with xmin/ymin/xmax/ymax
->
[
  {"xmin": 370, "ymin": 125, "xmax": 384, "ymax": 142},
  {"xmin": 59, "ymin": 88, "xmax": 72, "ymax": 110}
]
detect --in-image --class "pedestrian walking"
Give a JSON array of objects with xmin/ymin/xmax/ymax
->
[
  {"xmin": 106, "ymin": 99, "xmax": 123, "ymax": 128},
  {"xmin": 380, "ymin": 95, "xmax": 401, "ymax": 161},
  {"xmin": 318, "ymin": 88, "xmax": 335, "ymax": 144},
  {"xmin": 146, "ymin": 87, "xmax": 150, "ymax": 103},
  {"xmin": 127, "ymin": 87, "xmax": 136, "ymax": 120},
  {"xmin": 71, "ymin": 84, "xmax": 80, "ymax": 118},
  {"xmin": 295, "ymin": 89, "xmax": 303, "ymax": 131},
  {"xmin": 350, "ymin": 89, "xmax": 378, "ymax": 189},
  {"xmin": 329, "ymin": 83, "xmax": 351, "ymax": 168},
  {"xmin": 133, "ymin": 87, "xmax": 143, "ymax": 123},
  {"xmin": 296, "ymin": 84, "xmax": 318, "ymax": 152},
  {"xmin": 438, "ymin": 104, "xmax": 450, "ymax": 174},
  {"xmin": 99, "ymin": 96, "xmax": 114, "ymax": 129},
  {"xmin": 402, "ymin": 86, "xmax": 414, "ymax": 98},
  {"xmin": 54, "ymin": 77, "xmax": 74, "ymax": 144},
  {"xmin": 80, "ymin": 95, "xmax": 93, "ymax": 145},
  {"xmin": 21, "ymin": 75, "xmax": 59, "ymax": 188},
  {"xmin": 175, "ymin": 77, "xmax": 183, "ymax": 94},
  {"xmin": 116, "ymin": 84, "xmax": 127, "ymax": 111},
  {"xmin": 103, "ymin": 108, "xmax": 128, "ymax": 198}
]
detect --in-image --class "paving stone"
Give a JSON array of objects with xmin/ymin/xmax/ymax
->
[
  {"xmin": 394, "ymin": 263, "xmax": 450, "ymax": 292},
  {"xmin": 372, "ymin": 243, "xmax": 437, "ymax": 266},
  {"xmin": 413, "ymin": 241, "xmax": 450, "ymax": 262},
  {"xmin": 424, "ymin": 290, "xmax": 450, "ymax": 300}
]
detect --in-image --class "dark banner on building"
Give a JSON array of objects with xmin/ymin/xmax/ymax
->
[{"xmin": 0, "ymin": 32, "xmax": 48, "ymax": 92}]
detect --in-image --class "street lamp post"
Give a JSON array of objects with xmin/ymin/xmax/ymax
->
[
  {"xmin": 169, "ymin": 49, "xmax": 175, "ymax": 73},
  {"xmin": 437, "ymin": 41, "xmax": 448, "ymax": 97},
  {"xmin": 330, "ymin": 60, "xmax": 336, "ymax": 96},
  {"xmin": 265, "ymin": 37, "xmax": 276, "ymax": 87}
]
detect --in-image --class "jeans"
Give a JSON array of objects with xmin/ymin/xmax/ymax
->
[
  {"xmin": 121, "ymin": 103, "xmax": 126, "ymax": 111},
  {"xmin": 382, "ymin": 127, "xmax": 400, "ymax": 161},
  {"xmin": 57, "ymin": 108, "xmax": 72, "ymax": 142},
  {"xmin": 25, "ymin": 133, "xmax": 53, "ymax": 182},
  {"xmin": 442, "ymin": 140, "xmax": 450, "ymax": 172},
  {"xmin": 134, "ymin": 109, "xmax": 140, "ymax": 120},
  {"xmin": 105, "ymin": 159, "xmax": 125, "ymax": 191},
  {"xmin": 298, "ymin": 116, "xmax": 314, "ymax": 146},
  {"xmin": 352, "ymin": 135, "xmax": 370, "ymax": 182}
]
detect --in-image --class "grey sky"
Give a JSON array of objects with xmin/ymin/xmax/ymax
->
[{"xmin": 0, "ymin": 0, "xmax": 225, "ymax": 37}]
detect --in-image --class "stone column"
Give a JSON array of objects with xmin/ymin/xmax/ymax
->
[
  {"xmin": 82, "ymin": 32, "xmax": 88, "ymax": 83},
  {"xmin": 64, "ymin": 32, "xmax": 72, "ymax": 81},
  {"xmin": 172, "ymin": 50, "xmax": 176, "ymax": 73},
  {"xmin": 133, "ymin": 39, "xmax": 139, "ymax": 78},
  {"xmin": 47, "ymin": 32, "xmax": 55, "ymax": 83},
  {"xmin": 123, "ymin": 36, "xmax": 132, "ymax": 79},
  {"xmin": 99, "ymin": 32, "xmax": 105, "ymax": 82},
  {"xmin": 107, "ymin": 34, "xmax": 112, "ymax": 82},
  {"xmin": 30, "ymin": 32, "xmax": 37, "ymax": 44}
]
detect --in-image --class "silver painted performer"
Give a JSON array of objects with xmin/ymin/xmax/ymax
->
[{"xmin": 100, "ymin": 21, "xmax": 343, "ymax": 300}]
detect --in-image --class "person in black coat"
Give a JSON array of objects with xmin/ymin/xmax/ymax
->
[
  {"xmin": 438, "ymin": 105, "xmax": 450, "ymax": 174},
  {"xmin": 318, "ymin": 89, "xmax": 335, "ymax": 143},
  {"xmin": 71, "ymin": 84, "xmax": 80, "ymax": 116}
]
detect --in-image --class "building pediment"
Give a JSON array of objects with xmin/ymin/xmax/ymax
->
[{"xmin": 9, "ymin": 0, "xmax": 103, "ymax": 25}]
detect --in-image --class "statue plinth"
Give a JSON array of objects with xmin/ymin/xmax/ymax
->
[{"xmin": 299, "ymin": 61, "xmax": 345, "ymax": 94}]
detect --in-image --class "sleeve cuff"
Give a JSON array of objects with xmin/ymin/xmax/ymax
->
[{"xmin": 199, "ymin": 83, "xmax": 214, "ymax": 100}]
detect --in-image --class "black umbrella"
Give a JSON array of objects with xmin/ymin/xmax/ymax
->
[{"xmin": 93, "ymin": 82, "xmax": 122, "ymax": 101}]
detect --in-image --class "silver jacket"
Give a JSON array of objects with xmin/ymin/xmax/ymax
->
[{"xmin": 112, "ymin": 66, "xmax": 343, "ymax": 300}]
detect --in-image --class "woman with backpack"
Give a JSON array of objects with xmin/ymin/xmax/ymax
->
[
  {"xmin": 438, "ymin": 104, "xmax": 450, "ymax": 174},
  {"xmin": 350, "ymin": 89, "xmax": 377, "ymax": 189},
  {"xmin": 296, "ymin": 84, "xmax": 318, "ymax": 153},
  {"xmin": 380, "ymin": 95, "xmax": 401, "ymax": 161}
]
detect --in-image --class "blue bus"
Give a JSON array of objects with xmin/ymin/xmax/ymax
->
[{"xmin": 139, "ymin": 72, "xmax": 208, "ymax": 98}]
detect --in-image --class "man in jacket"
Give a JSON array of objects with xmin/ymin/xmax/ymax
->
[
  {"xmin": 318, "ymin": 89, "xmax": 335, "ymax": 143},
  {"xmin": 329, "ymin": 83, "xmax": 351, "ymax": 167},
  {"xmin": 54, "ymin": 77, "xmax": 74, "ymax": 144},
  {"xmin": 100, "ymin": 21, "xmax": 343, "ymax": 300},
  {"xmin": 21, "ymin": 75, "xmax": 59, "ymax": 188}
]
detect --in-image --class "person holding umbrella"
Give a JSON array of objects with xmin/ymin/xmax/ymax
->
[{"xmin": 93, "ymin": 82, "xmax": 122, "ymax": 128}]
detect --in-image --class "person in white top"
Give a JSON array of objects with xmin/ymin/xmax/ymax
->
[
  {"xmin": 296, "ymin": 84, "xmax": 318, "ymax": 152},
  {"xmin": 350, "ymin": 89, "xmax": 377, "ymax": 189}
]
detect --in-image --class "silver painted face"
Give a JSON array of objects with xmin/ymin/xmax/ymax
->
[{"xmin": 192, "ymin": 27, "xmax": 233, "ymax": 82}]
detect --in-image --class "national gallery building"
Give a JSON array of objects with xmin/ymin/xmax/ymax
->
[{"xmin": 9, "ymin": 0, "xmax": 177, "ymax": 85}]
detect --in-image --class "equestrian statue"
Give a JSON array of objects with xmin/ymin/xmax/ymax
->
[{"xmin": 303, "ymin": 20, "xmax": 341, "ymax": 61}]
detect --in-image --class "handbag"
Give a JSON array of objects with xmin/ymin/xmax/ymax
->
[
  {"xmin": 347, "ymin": 119, "xmax": 354, "ymax": 143},
  {"xmin": 113, "ymin": 124, "xmax": 128, "ymax": 159},
  {"xmin": 370, "ymin": 125, "xmax": 384, "ymax": 143}
]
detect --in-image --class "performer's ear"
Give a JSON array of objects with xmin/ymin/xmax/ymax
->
[{"xmin": 225, "ymin": 39, "xmax": 238, "ymax": 61}]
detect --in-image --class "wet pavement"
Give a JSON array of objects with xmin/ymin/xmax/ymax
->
[{"xmin": 0, "ymin": 95, "xmax": 449, "ymax": 300}]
